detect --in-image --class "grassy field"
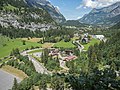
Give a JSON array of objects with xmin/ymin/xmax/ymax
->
[
  {"xmin": 42, "ymin": 43, "xmax": 55, "ymax": 48},
  {"xmin": 0, "ymin": 35, "xmax": 10, "ymax": 47},
  {"xmin": 0, "ymin": 39, "xmax": 41, "ymax": 58},
  {"xmin": 72, "ymin": 37, "xmax": 79, "ymax": 41},
  {"xmin": 28, "ymin": 49, "xmax": 42, "ymax": 54},
  {"xmin": 53, "ymin": 41, "xmax": 75, "ymax": 48},
  {"xmin": 83, "ymin": 39, "xmax": 100, "ymax": 50},
  {"xmin": 1, "ymin": 65, "xmax": 28, "ymax": 79},
  {"xmin": 0, "ymin": 57, "xmax": 11, "ymax": 64},
  {"xmin": 22, "ymin": 38, "xmax": 42, "ymax": 43},
  {"xmin": 4, "ymin": 4, "xmax": 17, "ymax": 11}
]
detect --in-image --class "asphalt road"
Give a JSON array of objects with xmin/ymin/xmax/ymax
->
[
  {"xmin": 21, "ymin": 49, "xmax": 51, "ymax": 75},
  {"xmin": 28, "ymin": 55, "xmax": 51, "ymax": 74},
  {"xmin": 0, "ymin": 70, "xmax": 21, "ymax": 90}
]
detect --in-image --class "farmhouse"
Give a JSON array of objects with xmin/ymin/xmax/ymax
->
[
  {"xmin": 84, "ymin": 33, "xmax": 89, "ymax": 38},
  {"xmin": 49, "ymin": 49, "xmax": 59, "ymax": 56},
  {"xmin": 65, "ymin": 50, "xmax": 73, "ymax": 56},
  {"xmin": 82, "ymin": 38, "xmax": 89, "ymax": 43},
  {"xmin": 63, "ymin": 55, "xmax": 77, "ymax": 61}
]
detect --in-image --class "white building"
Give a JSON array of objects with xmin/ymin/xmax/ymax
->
[{"xmin": 92, "ymin": 35, "xmax": 105, "ymax": 41}]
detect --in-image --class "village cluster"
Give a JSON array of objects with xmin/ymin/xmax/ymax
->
[
  {"xmin": 74, "ymin": 33, "xmax": 106, "ymax": 43},
  {"xmin": 29, "ymin": 33, "xmax": 106, "ymax": 70}
]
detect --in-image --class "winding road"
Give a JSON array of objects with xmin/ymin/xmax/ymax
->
[
  {"xmin": 73, "ymin": 40, "xmax": 84, "ymax": 52},
  {"xmin": 28, "ymin": 55, "xmax": 51, "ymax": 74},
  {"xmin": 21, "ymin": 49, "xmax": 51, "ymax": 75}
]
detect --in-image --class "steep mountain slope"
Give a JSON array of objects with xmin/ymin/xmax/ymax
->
[
  {"xmin": 110, "ymin": 22, "xmax": 120, "ymax": 29},
  {"xmin": 25, "ymin": 0, "xmax": 66, "ymax": 23},
  {"xmin": 0, "ymin": 0, "xmax": 56, "ymax": 31},
  {"xmin": 79, "ymin": 2, "xmax": 120, "ymax": 26}
]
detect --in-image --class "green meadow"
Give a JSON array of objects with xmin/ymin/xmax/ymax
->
[
  {"xmin": 0, "ymin": 39, "xmax": 41, "ymax": 58},
  {"xmin": 0, "ymin": 35, "xmax": 99, "ymax": 58},
  {"xmin": 3, "ymin": 4, "xmax": 18, "ymax": 11},
  {"xmin": 53, "ymin": 40, "xmax": 75, "ymax": 48},
  {"xmin": 27, "ymin": 49, "xmax": 42, "ymax": 54},
  {"xmin": 83, "ymin": 38, "xmax": 100, "ymax": 50}
]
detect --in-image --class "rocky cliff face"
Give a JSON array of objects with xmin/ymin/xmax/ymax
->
[
  {"xmin": 25, "ymin": 0, "xmax": 66, "ymax": 23},
  {"xmin": 0, "ymin": 0, "xmax": 57, "ymax": 31},
  {"xmin": 79, "ymin": 2, "xmax": 120, "ymax": 26}
]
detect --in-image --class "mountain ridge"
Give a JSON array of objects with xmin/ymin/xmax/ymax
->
[
  {"xmin": 25, "ymin": 0, "xmax": 66, "ymax": 23},
  {"xmin": 79, "ymin": 2, "xmax": 120, "ymax": 26}
]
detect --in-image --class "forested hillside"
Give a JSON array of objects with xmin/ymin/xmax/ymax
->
[
  {"xmin": 0, "ymin": 26, "xmax": 43, "ymax": 38},
  {"xmin": 61, "ymin": 20, "xmax": 88, "ymax": 27},
  {"xmin": 65, "ymin": 30, "xmax": 120, "ymax": 90}
]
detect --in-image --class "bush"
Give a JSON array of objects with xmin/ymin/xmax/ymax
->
[
  {"xmin": 3, "ymin": 44, "xmax": 7, "ymax": 47},
  {"xmin": 31, "ymin": 46, "xmax": 35, "ymax": 49},
  {"xmin": 22, "ymin": 40, "xmax": 26, "ymax": 45}
]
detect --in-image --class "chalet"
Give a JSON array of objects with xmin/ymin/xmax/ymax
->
[
  {"xmin": 49, "ymin": 49, "xmax": 59, "ymax": 56},
  {"xmin": 65, "ymin": 50, "xmax": 73, "ymax": 56},
  {"xmin": 81, "ymin": 38, "xmax": 89, "ymax": 43},
  {"xmin": 84, "ymin": 33, "xmax": 89, "ymax": 38},
  {"xmin": 63, "ymin": 55, "xmax": 77, "ymax": 61}
]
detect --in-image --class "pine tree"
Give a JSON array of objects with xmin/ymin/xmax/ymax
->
[
  {"xmin": 39, "ymin": 80, "xmax": 47, "ymax": 90},
  {"xmin": 22, "ymin": 40, "xmax": 26, "ymax": 45},
  {"xmin": 41, "ymin": 52, "xmax": 44, "ymax": 63},
  {"xmin": 31, "ymin": 85, "xmax": 35, "ymax": 90},
  {"xmin": 12, "ymin": 78, "xmax": 18, "ymax": 90},
  {"xmin": 51, "ymin": 76, "xmax": 64, "ymax": 90},
  {"xmin": 88, "ymin": 46, "xmax": 94, "ymax": 60}
]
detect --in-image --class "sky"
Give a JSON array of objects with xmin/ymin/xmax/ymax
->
[{"xmin": 49, "ymin": 0, "xmax": 120, "ymax": 20}]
